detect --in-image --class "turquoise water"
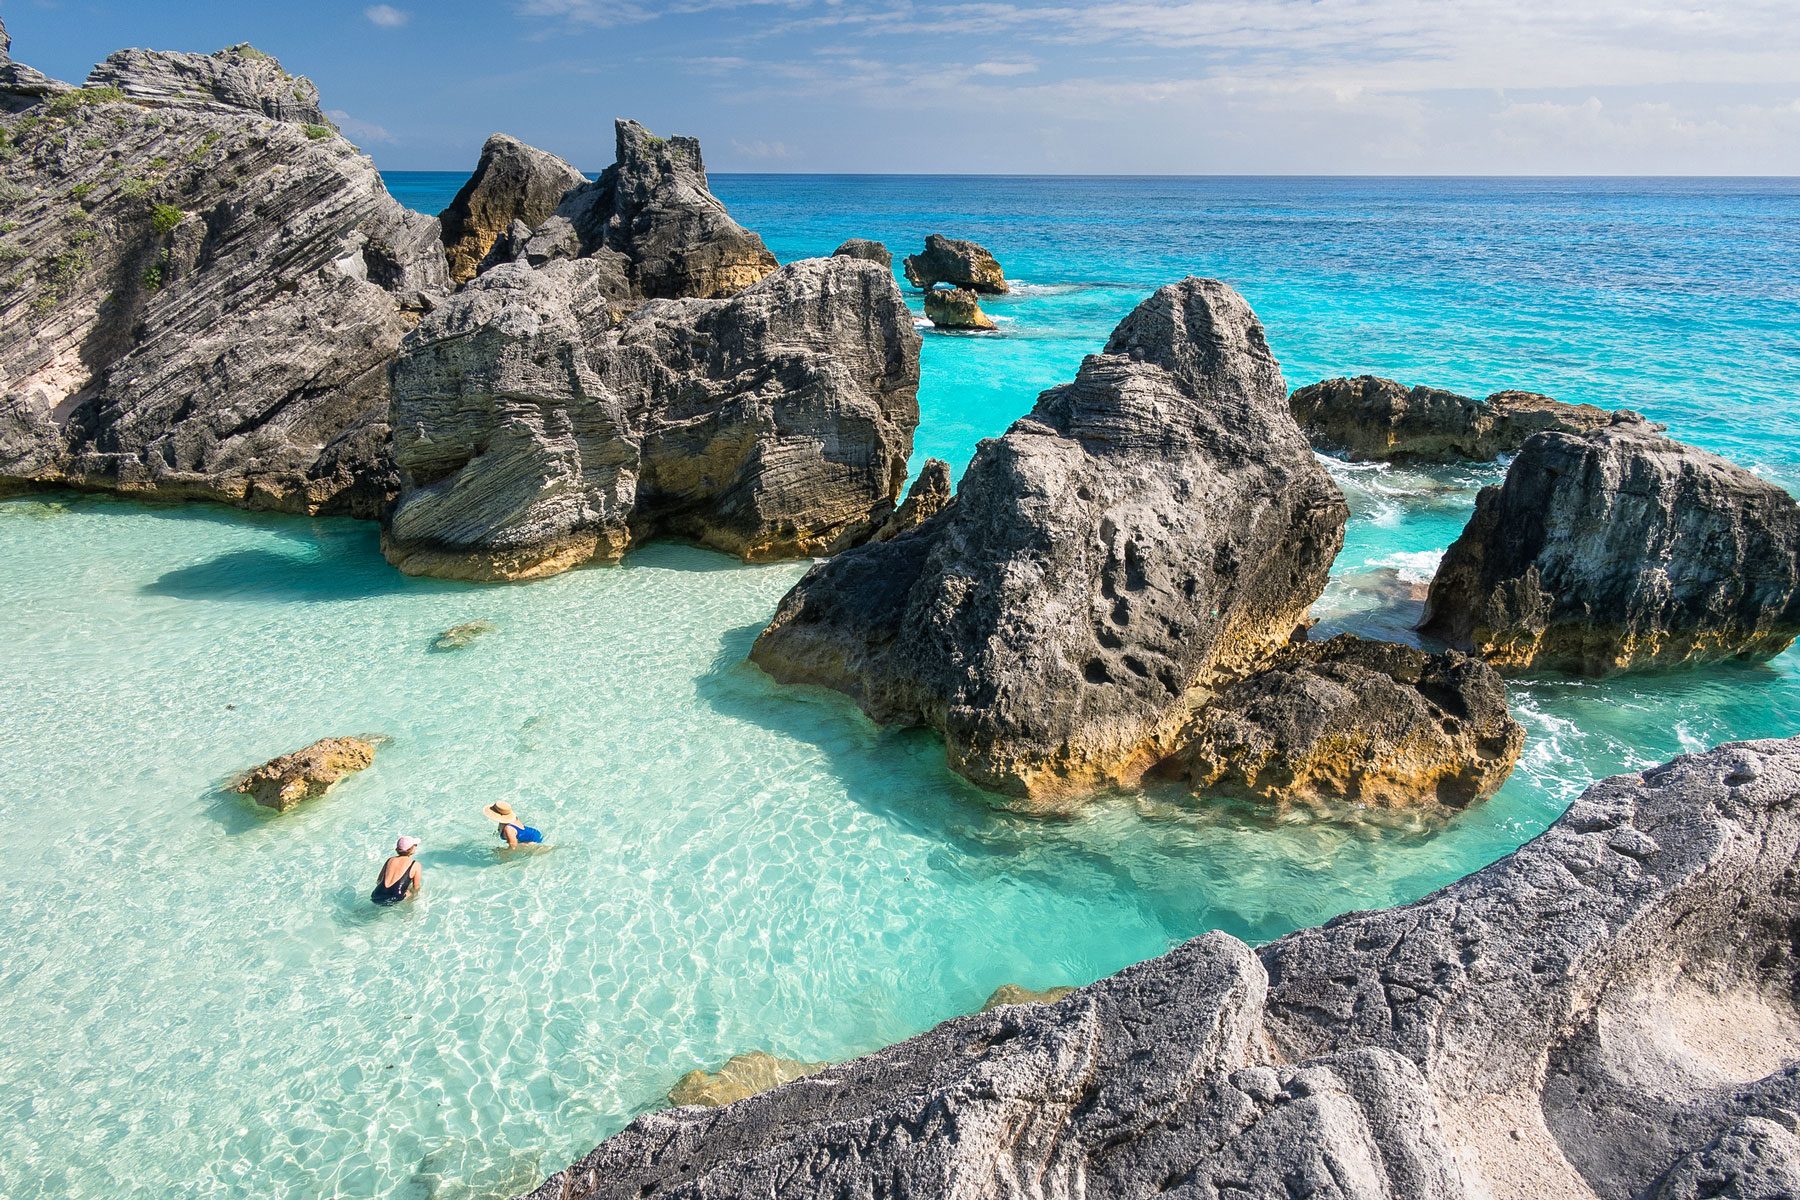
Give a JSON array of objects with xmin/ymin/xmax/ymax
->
[{"xmin": 2, "ymin": 176, "xmax": 1797, "ymax": 1199}]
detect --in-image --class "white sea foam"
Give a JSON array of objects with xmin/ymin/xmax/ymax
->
[{"xmin": 1368, "ymin": 550, "xmax": 1444, "ymax": 585}]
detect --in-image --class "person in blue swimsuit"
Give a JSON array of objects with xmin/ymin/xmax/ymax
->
[
  {"xmin": 483, "ymin": 802, "xmax": 544, "ymax": 849},
  {"xmin": 371, "ymin": 836, "xmax": 423, "ymax": 905}
]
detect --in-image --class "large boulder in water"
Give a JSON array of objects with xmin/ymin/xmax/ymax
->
[
  {"xmin": 0, "ymin": 35, "xmax": 448, "ymax": 516},
  {"xmin": 524, "ymin": 735, "xmax": 1800, "ymax": 1200},
  {"xmin": 439, "ymin": 133, "xmax": 585, "ymax": 285},
  {"xmin": 1163, "ymin": 634, "xmax": 1523, "ymax": 810},
  {"xmin": 232, "ymin": 736, "xmax": 379, "ymax": 812},
  {"xmin": 902, "ymin": 234, "xmax": 1008, "ymax": 294},
  {"xmin": 383, "ymin": 256, "xmax": 920, "ymax": 580},
  {"xmin": 751, "ymin": 278, "xmax": 1348, "ymax": 803},
  {"xmin": 1421, "ymin": 420, "xmax": 1800, "ymax": 674},
  {"xmin": 923, "ymin": 286, "xmax": 997, "ymax": 331},
  {"xmin": 1289, "ymin": 374, "xmax": 1628, "ymax": 463}
]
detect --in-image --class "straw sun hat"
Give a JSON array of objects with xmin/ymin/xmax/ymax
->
[{"xmin": 483, "ymin": 802, "xmax": 522, "ymax": 824}]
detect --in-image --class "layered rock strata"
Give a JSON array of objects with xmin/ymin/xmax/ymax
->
[
  {"xmin": 383, "ymin": 256, "xmax": 921, "ymax": 580},
  {"xmin": 439, "ymin": 133, "xmax": 586, "ymax": 285},
  {"xmin": 870, "ymin": 458, "xmax": 952, "ymax": 542},
  {"xmin": 0, "ymin": 34, "xmax": 447, "ymax": 516},
  {"xmin": 924, "ymin": 286, "xmax": 997, "ymax": 331},
  {"xmin": 1163, "ymin": 634, "xmax": 1523, "ymax": 809},
  {"xmin": 524, "ymin": 736, "xmax": 1800, "ymax": 1200},
  {"xmin": 903, "ymin": 234, "xmax": 1008, "ymax": 294},
  {"xmin": 1422, "ymin": 420, "xmax": 1800, "ymax": 673},
  {"xmin": 751, "ymin": 279, "xmax": 1349, "ymax": 802},
  {"xmin": 1290, "ymin": 373, "xmax": 1629, "ymax": 463}
]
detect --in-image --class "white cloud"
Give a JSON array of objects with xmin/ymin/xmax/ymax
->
[
  {"xmin": 971, "ymin": 60, "xmax": 1037, "ymax": 77},
  {"xmin": 364, "ymin": 5, "xmax": 411, "ymax": 28},
  {"xmin": 729, "ymin": 138, "xmax": 798, "ymax": 160},
  {"xmin": 326, "ymin": 109, "xmax": 396, "ymax": 144}
]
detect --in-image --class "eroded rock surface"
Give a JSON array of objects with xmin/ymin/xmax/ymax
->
[
  {"xmin": 924, "ymin": 286, "xmax": 997, "ymax": 331},
  {"xmin": 1422, "ymin": 420, "xmax": 1800, "ymax": 673},
  {"xmin": 232, "ymin": 735, "xmax": 379, "ymax": 812},
  {"xmin": 871, "ymin": 457, "xmax": 952, "ymax": 542},
  {"xmin": 751, "ymin": 278, "xmax": 1348, "ymax": 802},
  {"xmin": 832, "ymin": 238, "xmax": 891, "ymax": 268},
  {"xmin": 0, "ymin": 34, "xmax": 447, "ymax": 516},
  {"xmin": 903, "ymin": 234, "xmax": 1007, "ymax": 294},
  {"xmin": 440, "ymin": 134, "xmax": 585, "ymax": 285},
  {"xmin": 1290, "ymin": 374, "xmax": 1628, "ymax": 463},
  {"xmin": 667, "ymin": 1052, "xmax": 828, "ymax": 1109},
  {"xmin": 1164, "ymin": 634, "xmax": 1523, "ymax": 810},
  {"xmin": 523, "ymin": 736, "xmax": 1800, "ymax": 1200}
]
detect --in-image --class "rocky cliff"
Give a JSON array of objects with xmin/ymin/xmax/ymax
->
[
  {"xmin": 751, "ymin": 279, "xmax": 1350, "ymax": 802},
  {"xmin": 523, "ymin": 735, "xmax": 1800, "ymax": 1200},
  {"xmin": 0, "ymin": 31, "xmax": 447, "ymax": 516},
  {"xmin": 1422, "ymin": 420, "xmax": 1800, "ymax": 673},
  {"xmin": 439, "ymin": 133, "xmax": 585, "ymax": 284},
  {"xmin": 1290, "ymin": 374, "xmax": 1628, "ymax": 463}
]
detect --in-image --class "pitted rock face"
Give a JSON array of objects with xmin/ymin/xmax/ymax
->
[
  {"xmin": 902, "ymin": 233, "xmax": 1008, "ymax": 294},
  {"xmin": 0, "ymin": 32, "xmax": 448, "ymax": 516},
  {"xmin": 751, "ymin": 278, "xmax": 1349, "ymax": 802},
  {"xmin": 88, "ymin": 44, "xmax": 331, "ymax": 126},
  {"xmin": 923, "ymin": 285, "xmax": 996, "ymax": 330},
  {"xmin": 831, "ymin": 238, "xmax": 892, "ymax": 269},
  {"xmin": 439, "ymin": 134, "xmax": 586, "ymax": 285},
  {"xmin": 383, "ymin": 257, "xmax": 921, "ymax": 580},
  {"xmin": 1422, "ymin": 420, "xmax": 1800, "ymax": 673},
  {"xmin": 1289, "ymin": 374, "xmax": 1630, "ymax": 464}
]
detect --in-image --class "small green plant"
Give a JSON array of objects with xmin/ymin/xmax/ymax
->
[
  {"xmin": 68, "ymin": 226, "xmax": 98, "ymax": 247},
  {"xmin": 120, "ymin": 177, "xmax": 151, "ymax": 200},
  {"xmin": 150, "ymin": 204, "xmax": 185, "ymax": 235},
  {"xmin": 82, "ymin": 136, "xmax": 106, "ymax": 151},
  {"xmin": 141, "ymin": 262, "xmax": 165, "ymax": 291},
  {"xmin": 0, "ymin": 129, "xmax": 15, "ymax": 164},
  {"xmin": 303, "ymin": 124, "xmax": 333, "ymax": 141},
  {"xmin": 46, "ymin": 86, "xmax": 126, "ymax": 116},
  {"xmin": 0, "ymin": 270, "xmax": 27, "ymax": 295},
  {"xmin": 0, "ymin": 221, "xmax": 16, "ymax": 235},
  {"xmin": 43, "ymin": 247, "xmax": 92, "ymax": 295},
  {"xmin": 148, "ymin": 155, "xmax": 169, "ymax": 170},
  {"xmin": 69, "ymin": 181, "xmax": 96, "ymax": 201},
  {"xmin": 0, "ymin": 243, "xmax": 26, "ymax": 267},
  {"xmin": 233, "ymin": 44, "xmax": 273, "ymax": 61},
  {"xmin": 64, "ymin": 205, "xmax": 91, "ymax": 224}
]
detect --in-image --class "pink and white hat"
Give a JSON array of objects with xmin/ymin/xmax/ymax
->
[{"xmin": 395, "ymin": 836, "xmax": 420, "ymax": 854}]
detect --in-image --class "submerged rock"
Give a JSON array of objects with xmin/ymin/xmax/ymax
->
[
  {"xmin": 384, "ymin": 256, "xmax": 920, "ymax": 580},
  {"xmin": 667, "ymin": 1052, "xmax": 828, "ymax": 1108},
  {"xmin": 0, "ymin": 33, "xmax": 447, "ymax": 516},
  {"xmin": 1290, "ymin": 374, "xmax": 1628, "ymax": 463},
  {"xmin": 439, "ymin": 134, "xmax": 586, "ymax": 285},
  {"xmin": 524, "ymin": 736, "xmax": 1800, "ymax": 1200},
  {"xmin": 870, "ymin": 458, "xmax": 952, "ymax": 542},
  {"xmin": 832, "ymin": 238, "xmax": 891, "ymax": 268},
  {"xmin": 980, "ymin": 983, "xmax": 1076, "ymax": 1011},
  {"xmin": 431, "ymin": 620, "xmax": 496, "ymax": 651},
  {"xmin": 923, "ymin": 286, "xmax": 997, "ymax": 331},
  {"xmin": 1165, "ymin": 634, "xmax": 1523, "ymax": 809},
  {"xmin": 1422, "ymin": 420, "xmax": 1800, "ymax": 673},
  {"xmin": 232, "ymin": 736, "xmax": 378, "ymax": 812},
  {"xmin": 902, "ymin": 234, "xmax": 1008, "ymax": 294},
  {"xmin": 752, "ymin": 278, "xmax": 1348, "ymax": 803}
]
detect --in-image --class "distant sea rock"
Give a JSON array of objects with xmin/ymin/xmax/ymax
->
[
  {"xmin": 751, "ymin": 279, "xmax": 1348, "ymax": 804},
  {"xmin": 525, "ymin": 736, "xmax": 1800, "ymax": 1200},
  {"xmin": 832, "ymin": 238, "xmax": 891, "ymax": 269},
  {"xmin": 431, "ymin": 620, "xmax": 496, "ymax": 651},
  {"xmin": 439, "ymin": 133, "xmax": 585, "ymax": 285},
  {"xmin": 1289, "ymin": 374, "xmax": 1630, "ymax": 463},
  {"xmin": 232, "ymin": 735, "xmax": 379, "ymax": 813},
  {"xmin": 923, "ymin": 286, "xmax": 997, "ymax": 331},
  {"xmin": 0, "ymin": 30, "xmax": 448, "ymax": 516},
  {"xmin": 902, "ymin": 234, "xmax": 1008, "ymax": 294},
  {"xmin": 1422, "ymin": 420, "xmax": 1800, "ymax": 674}
]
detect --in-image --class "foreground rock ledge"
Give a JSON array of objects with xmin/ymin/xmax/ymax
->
[{"xmin": 522, "ymin": 735, "xmax": 1800, "ymax": 1200}]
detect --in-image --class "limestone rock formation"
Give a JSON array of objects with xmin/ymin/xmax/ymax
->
[
  {"xmin": 832, "ymin": 238, "xmax": 891, "ymax": 269},
  {"xmin": 667, "ymin": 1052, "xmax": 828, "ymax": 1109},
  {"xmin": 980, "ymin": 983, "xmax": 1076, "ymax": 1011},
  {"xmin": 384, "ymin": 256, "xmax": 921, "ymax": 580},
  {"xmin": 923, "ymin": 286, "xmax": 997, "ymax": 331},
  {"xmin": 232, "ymin": 735, "xmax": 379, "ymax": 812},
  {"xmin": 0, "ymin": 33, "xmax": 448, "ymax": 516},
  {"xmin": 499, "ymin": 119, "xmax": 777, "ymax": 301},
  {"xmin": 431, "ymin": 620, "xmax": 496, "ymax": 651},
  {"xmin": 1163, "ymin": 634, "xmax": 1523, "ymax": 810},
  {"xmin": 523, "ymin": 736, "xmax": 1800, "ymax": 1200},
  {"xmin": 1290, "ymin": 374, "xmax": 1629, "ymax": 463},
  {"xmin": 0, "ymin": 17, "xmax": 72, "ymax": 108},
  {"xmin": 440, "ymin": 134, "xmax": 586, "ymax": 285},
  {"xmin": 751, "ymin": 279, "xmax": 1348, "ymax": 802},
  {"xmin": 1422, "ymin": 420, "xmax": 1800, "ymax": 673},
  {"xmin": 903, "ymin": 234, "xmax": 1008, "ymax": 294},
  {"xmin": 870, "ymin": 458, "xmax": 952, "ymax": 542}
]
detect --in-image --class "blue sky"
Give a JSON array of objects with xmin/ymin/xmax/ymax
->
[{"xmin": 5, "ymin": 0, "xmax": 1798, "ymax": 174}]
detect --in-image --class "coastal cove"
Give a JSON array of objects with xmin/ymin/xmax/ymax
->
[{"xmin": 2, "ymin": 174, "xmax": 1798, "ymax": 1199}]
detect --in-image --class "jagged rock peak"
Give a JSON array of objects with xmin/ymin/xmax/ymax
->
[
  {"xmin": 1422, "ymin": 419, "xmax": 1800, "ymax": 674},
  {"xmin": 440, "ymin": 133, "xmax": 586, "ymax": 284},
  {"xmin": 870, "ymin": 458, "xmax": 952, "ymax": 542},
  {"xmin": 87, "ymin": 43, "xmax": 331, "ymax": 126},
  {"xmin": 751, "ymin": 278, "xmax": 1348, "ymax": 802},
  {"xmin": 902, "ymin": 233, "xmax": 1007, "ymax": 294}
]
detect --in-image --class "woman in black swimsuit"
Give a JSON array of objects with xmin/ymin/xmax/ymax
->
[{"xmin": 371, "ymin": 836, "xmax": 423, "ymax": 906}]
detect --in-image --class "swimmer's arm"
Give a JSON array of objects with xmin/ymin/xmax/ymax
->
[{"xmin": 502, "ymin": 825, "xmax": 520, "ymax": 849}]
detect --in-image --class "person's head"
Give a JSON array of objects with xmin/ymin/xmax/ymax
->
[
  {"xmin": 483, "ymin": 802, "xmax": 517, "ymax": 824},
  {"xmin": 395, "ymin": 835, "xmax": 420, "ymax": 857}
]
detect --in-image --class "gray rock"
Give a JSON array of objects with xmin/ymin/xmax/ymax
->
[
  {"xmin": 383, "ymin": 256, "xmax": 921, "ymax": 580},
  {"xmin": 832, "ymin": 237, "xmax": 891, "ymax": 268},
  {"xmin": 870, "ymin": 457, "xmax": 952, "ymax": 542},
  {"xmin": 88, "ymin": 43, "xmax": 332, "ymax": 127},
  {"xmin": 439, "ymin": 134, "xmax": 586, "ymax": 285},
  {"xmin": 924, "ymin": 285, "xmax": 997, "ymax": 331},
  {"xmin": 751, "ymin": 278, "xmax": 1348, "ymax": 803},
  {"xmin": 903, "ymin": 233, "xmax": 1008, "ymax": 294},
  {"xmin": 521, "ymin": 736, "xmax": 1800, "ymax": 1200},
  {"xmin": 1421, "ymin": 419, "xmax": 1800, "ymax": 673},
  {"xmin": 1290, "ymin": 374, "xmax": 1631, "ymax": 463},
  {"xmin": 0, "ymin": 36, "xmax": 448, "ymax": 516},
  {"xmin": 1163, "ymin": 633, "xmax": 1523, "ymax": 810}
]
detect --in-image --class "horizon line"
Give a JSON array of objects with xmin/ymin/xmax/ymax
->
[{"xmin": 378, "ymin": 168, "xmax": 1800, "ymax": 181}]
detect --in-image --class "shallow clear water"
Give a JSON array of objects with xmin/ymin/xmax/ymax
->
[{"xmin": 2, "ymin": 175, "xmax": 1797, "ymax": 1198}]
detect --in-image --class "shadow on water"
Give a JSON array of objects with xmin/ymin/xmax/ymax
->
[{"xmin": 143, "ymin": 546, "xmax": 469, "ymax": 603}]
